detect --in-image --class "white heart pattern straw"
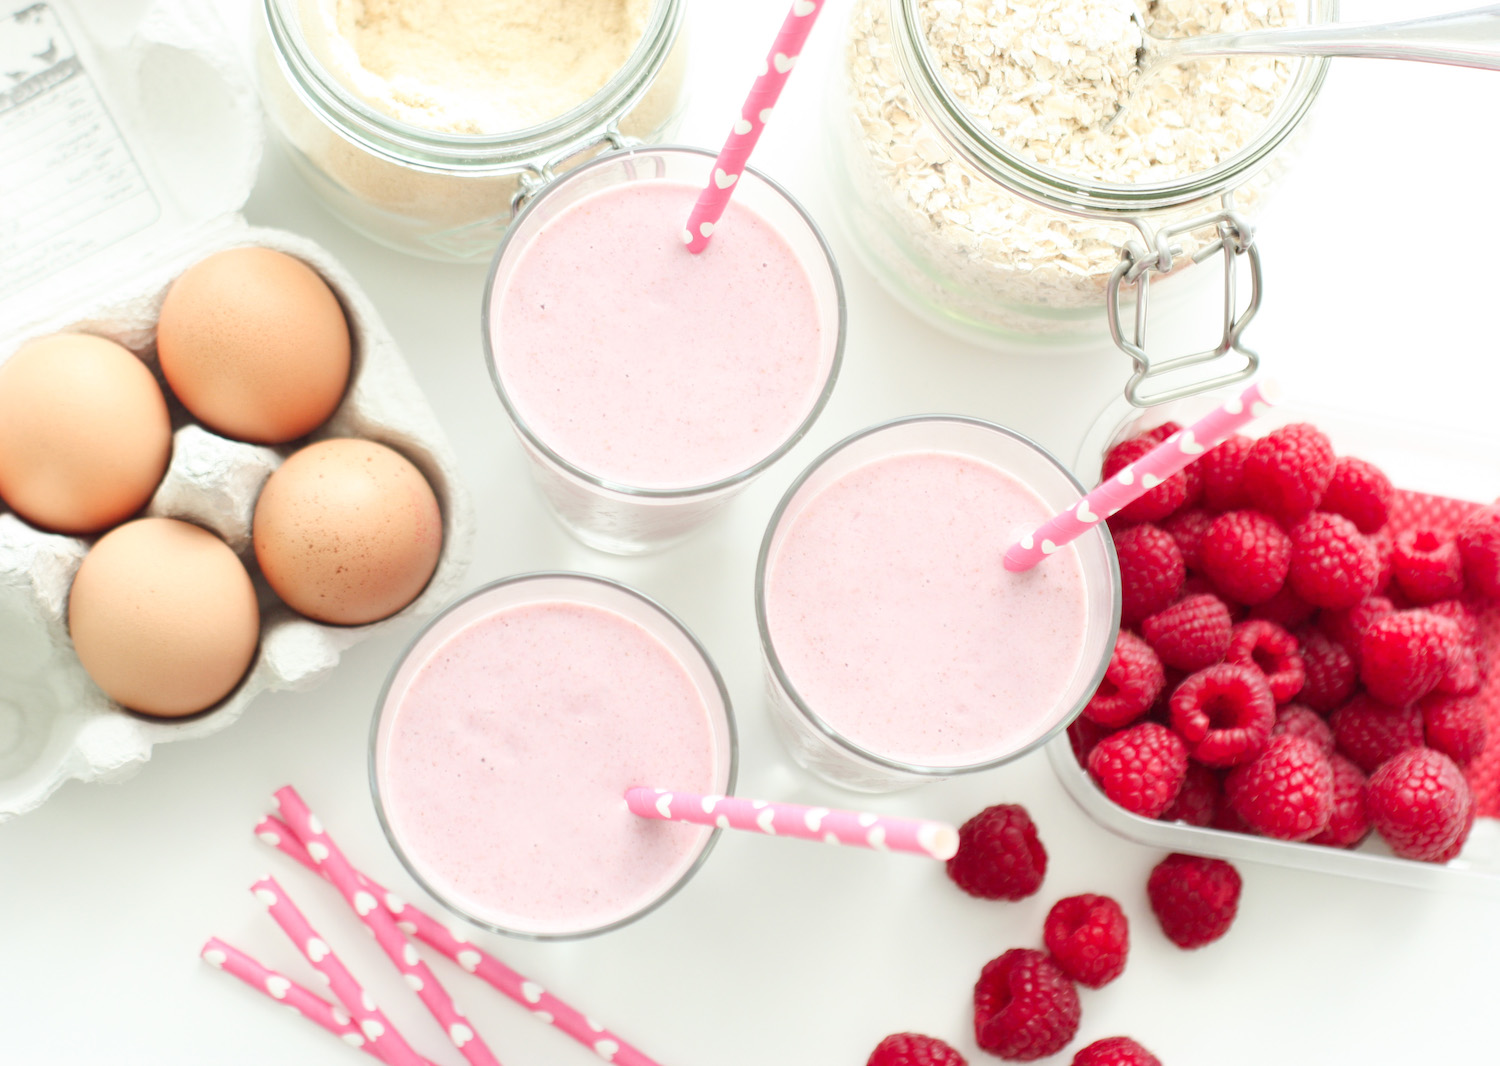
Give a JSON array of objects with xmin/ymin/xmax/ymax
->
[
  {"xmin": 1003, "ymin": 378, "xmax": 1282, "ymax": 572},
  {"xmin": 624, "ymin": 788, "xmax": 960, "ymax": 859}
]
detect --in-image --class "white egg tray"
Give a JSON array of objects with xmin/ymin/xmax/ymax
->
[{"xmin": 0, "ymin": 227, "xmax": 476, "ymax": 820}]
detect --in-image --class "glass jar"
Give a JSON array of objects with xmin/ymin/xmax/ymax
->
[
  {"xmin": 829, "ymin": 0, "xmax": 1334, "ymax": 384},
  {"xmin": 256, "ymin": 0, "xmax": 689, "ymax": 262}
]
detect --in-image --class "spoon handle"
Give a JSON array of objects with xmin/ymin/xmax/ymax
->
[{"xmin": 1159, "ymin": 4, "xmax": 1500, "ymax": 71}]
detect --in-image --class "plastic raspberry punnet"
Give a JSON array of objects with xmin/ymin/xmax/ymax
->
[
  {"xmin": 1286, "ymin": 512, "xmax": 1378, "ymax": 610},
  {"xmin": 1087, "ymin": 722, "xmax": 1187, "ymax": 818},
  {"xmin": 1083, "ymin": 631, "xmax": 1165, "ymax": 729},
  {"xmin": 1044, "ymin": 893, "xmax": 1129, "ymax": 989},
  {"xmin": 1456, "ymin": 504, "xmax": 1500, "ymax": 599},
  {"xmin": 1366, "ymin": 748, "xmax": 1475, "ymax": 862},
  {"xmin": 1113, "ymin": 524, "xmax": 1185, "ymax": 625},
  {"xmin": 1146, "ymin": 853, "xmax": 1241, "ymax": 949},
  {"xmin": 1241, "ymin": 422, "xmax": 1336, "ymax": 524},
  {"xmin": 1168, "ymin": 663, "xmax": 1275, "ymax": 767},
  {"xmin": 1199, "ymin": 510, "xmax": 1291, "ymax": 606},
  {"xmin": 1329, "ymin": 694, "xmax": 1425, "ymax": 775},
  {"xmin": 1391, "ymin": 529, "xmax": 1465, "ymax": 605},
  {"xmin": 1072, "ymin": 1037, "xmax": 1162, "ymax": 1066},
  {"xmin": 972, "ymin": 949, "xmax": 1081, "ymax": 1061},
  {"xmin": 1141, "ymin": 594, "xmax": 1233, "ymax": 672},
  {"xmin": 867, "ymin": 1033, "xmax": 969, "ymax": 1066},
  {"xmin": 946, "ymin": 804, "xmax": 1048, "ymax": 902},
  {"xmin": 1225, "ymin": 734, "xmax": 1334, "ymax": 841},
  {"xmin": 1225, "ymin": 619, "xmax": 1306, "ymax": 703}
]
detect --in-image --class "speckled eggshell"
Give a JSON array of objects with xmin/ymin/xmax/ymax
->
[
  {"xmin": 0, "ymin": 334, "xmax": 171, "ymax": 535},
  {"xmin": 156, "ymin": 247, "xmax": 351, "ymax": 444},
  {"xmin": 253, "ymin": 438, "xmax": 443, "ymax": 626},
  {"xmin": 68, "ymin": 517, "xmax": 260, "ymax": 717}
]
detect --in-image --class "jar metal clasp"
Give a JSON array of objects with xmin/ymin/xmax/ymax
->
[
  {"xmin": 509, "ymin": 125, "xmax": 644, "ymax": 215},
  {"xmin": 1106, "ymin": 193, "xmax": 1263, "ymax": 408}
]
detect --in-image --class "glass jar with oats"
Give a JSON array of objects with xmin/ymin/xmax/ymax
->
[
  {"xmin": 256, "ymin": 0, "xmax": 689, "ymax": 262},
  {"xmin": 833, "ymin": 0, "xmax": 1333, "ymax": 389}
]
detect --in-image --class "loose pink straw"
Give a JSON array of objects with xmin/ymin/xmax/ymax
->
[
  {"xmin": 682, "ymin": 0, "xmax": 828, "ymax": 252},
  {"xmin": 275, "ymin": 787, "xmax": 502, "ymax": 1066},
  {"xmin": 249, "ymin": 876, "xmax": 433, "ymax": 1066},
  {"xmin": 624, "ymin": 787, "xmax": 960, "ymax": 859},
  {"xmin": 1004, "ymin": 378, "xmax": 1282, "ymax": 572},
  {"xmin": 257, "ymin": 815, "xmax": 664, "ymax": 1066},
  {"xmin": 201, "ymin": 938, "xmax": 383, "ymax": 1058}
]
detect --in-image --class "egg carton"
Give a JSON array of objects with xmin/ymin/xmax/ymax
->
[{"xmin": 0, "ymin": 226, "xmax": 477, "ymax": 820}]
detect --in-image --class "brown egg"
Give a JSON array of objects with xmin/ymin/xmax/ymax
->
[
  {"xmin": 156, "ymin": 247, "xmax": 352, "ymax": 444},
  {"xmin": 69, "ymin": 518, "xmax": 260, "ymax": 717},
  {"xmin": 0, "ymin": 333, "xmax": 172, "ymax": 535},
  {"xmin": 254, "ymin": 439, "xmax": 443, "ymax": 626}
]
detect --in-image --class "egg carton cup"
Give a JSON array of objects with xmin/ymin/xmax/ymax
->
[{"xmin": 0, "ymin": 225, "xmax": 477, "ymax": 820}]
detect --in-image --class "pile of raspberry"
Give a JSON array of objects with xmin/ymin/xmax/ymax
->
[{"xmin": 1073, "ymin": 420, "xmax": 1500, "ymax": 863}]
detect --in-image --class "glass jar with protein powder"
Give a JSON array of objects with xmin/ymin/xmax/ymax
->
[
  {"xmin": 256, "ymin": 0, "xmax": 688, "ymax": 262},
  {"xmin": 830, "ymin": 0, "xmax": 1333, "ymax": 396}
]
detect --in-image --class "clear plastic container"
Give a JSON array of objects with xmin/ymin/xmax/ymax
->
[{"xmin": 1054, "ymin": 388, "xmax": 1500, "ymax": 892}]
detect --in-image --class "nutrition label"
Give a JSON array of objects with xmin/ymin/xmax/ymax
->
[{"xmin": 0, "ymin": 3, "xmax": 158, "ymax": 296}]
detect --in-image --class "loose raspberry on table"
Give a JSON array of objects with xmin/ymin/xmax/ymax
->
[
  {"xmin": 1247, "ymin": 583, "xmax": 1316, "ymax": 630},
  {"xmin": 1198, "ymin": 433, "xmax": 1254, "ymax": 512},
  {"xmin": 1114, "ymin": 524, "xmax": 1185, "ymax": 625},
  {"xmin": 946, "ymin": 804, "xmax": 1048, "ymax": 901},
  {"xmin": 1420, "ymin": 692, "xmax": 1488, "ymax": 766},
  {"xmin": 1241, "ymin": 423, "xmax": 1336, "ymax": 524},
  {"xmin": 1146, "ymin": 852, "xmax": 1242, "ymax": 949},
  {"xmin": 1083, "ymin": 631, "xmax": 1165, "ymax": 729},
  {"xmin": 1168, "ymin": 663, "xmax": 1275, "ymax": 767},
  {"xmin": 1103, "ymin": 424, "xmax": 1195, "ymax": 524},
  {"xmin": 1141, "ymin": 594, "xmax": 1233, "ymax": 672},
  {"xmin": 1087, "ymin": 722, "xmax": 1187, "ymax": 819},
  {"xmin": 1273, "ymin": 703, "xmax": 1335, "ymax": 755},
  {"xmin": 1161, "ymin": 508, "xmax": 1215, "ymax": 571},
  {"xmin": 1286, "ymin": 512, "xmax": 1378, "ymax": 610},
  {"xmin": 1456, "ymin": 503, "xmax": 1500, "ymax": 599},
  {"xmin": 1366, "ymin": 748, "xmax": 1476, "ymax": 862},
  {"xmin": 1318, "ymin": 456, "xmax": 1392, "ymax": 534},
  {"xmin": 1318, "ymin": 595, "xmax": 1395, "ymax": 666},
  {"xmin": 1309, "ymin": 753, "xmax": 1371, "ymax": 849},
  {"xmin": 1072, "ymin": 1037, "xmax": 1162, "ymax": 1066},
  {"xmin": 1043, "ymin": 893, "xmax": 1129, "ymax": 989},
  {"xmin": 1199, "ymin": 510, "xmax": 1292, "ymax": 606},
  {"xmin": 1225, "ymin": 734, "xmax": 1334, "ymax": 841},
  {"xmin": 1225, "ymin": 619, "xmax": 1306, "ymax": 703},
  {"xmin": 1296, "ymin": 629, "xmax": 1357, "ymax": 713},
  {"xmin": 868, "ymin": 1033, "xmax": 968, "ymax": 1066},
  {"xmin": 1162, "ymin": 761, "xmax": 1223, "ymax": 827},
  {"xmin": 973, "ymin": 949, "xmax": 1081, "ymax": 1061},
  {"xmin": 1329, "ymin": 694, "xmax": 1425, "ymax": 775},
  {"xmin": 1391, "ymin": 529, "xmax": 1465, "ymax": 605},
  {"xmin": 1359, "ymin": 610, "xmax": 1451, "ymax": 705}
]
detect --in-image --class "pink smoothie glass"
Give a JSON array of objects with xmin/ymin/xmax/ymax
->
[
  {"xmin": 756, "ymin": 416, "xmax": 1120, "ymax": 793},
  {"xmin": 370, "ymin": 572, "xmax": 737, "ymax": 939},
  {"xmin": 484, "ymin": 146, "xmax": 845, "ymax": 555}
]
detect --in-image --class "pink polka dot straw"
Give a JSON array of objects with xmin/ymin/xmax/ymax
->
[
  {"xmin": 624, "ymin": 788, "xmax": 960, "ymax": 859},
  {"xmin": 1003, "ymin": 378, "xmax": 1282, "ymax": 573},
  {"xmin": 682, "ymin": 0, "xmax": 828, "ymax": 253}
]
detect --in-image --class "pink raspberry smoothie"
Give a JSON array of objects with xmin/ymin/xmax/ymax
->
[
  {"xmin": 764, "ymin": 449, "xmax": 1090, "ymax": 768},
  {"xmin": 491, "ymin": 178, "xmax": 833, "ymax": 489},
  {"xmin": 374, "ymin": 583, "xmax": 729, "ymax": 937}
]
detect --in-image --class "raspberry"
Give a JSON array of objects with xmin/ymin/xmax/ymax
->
[
  {"xmin": 1370, "ymin": 528, "xmax": 1395, "ymax": 594},
  {"xmin": 1391, "ymin": 529, "xmax": 1465, "ymax": 605},
  {"xmin": 1273, "ymin": 703, "xmax": 1334, "ymax": 755},
  {"xmin": 1434, "ymin": 792, "xmax": 1478, "ymax": 863},
  {"xmin": 1426, "ymin": 599, "xmax": 1481, "ymax": 648},
  {"xmin": 1161, "ymin": 508, "xmax": 1214, "ymax": 571},
  {"xmin": 1329, "ymin": 694, "xmax": 1424, "ymax": 774},
  {"xmin": 1043, "ymin": 893, "xmax": 1129, "ymax": 989},
  {"xmin": 1225, "ymin": 620, "xmax": 1306, "ymax": 703},
  {"xmin": 1198, "ymin": 433, "xmax": 1254, "ymax": 512},
  {"xmin": 1318, "ymin": 595, "xmax": 1395, "ymax": 667},
  {"xmin": 1162, "ymin": 762, "xmax": 1223, "ymax": 827},
  {"xmin": 1168, "ymin": 663, "xmax": 1275, "ymax": 767},
  {"xmin": 1087, "ymin": 722, "xmax": 1187, "ymax": 818},
  {"xmin": 1359, "ymin": 610, "xmax": 1451, "ymax": 705},
  {"xmin": 1199, "ymin": 511, "xmax": 1291, "ymax": 606},
  {"xmin": 1225, "ymin": 734, "xmax": 1334, "ymax": 841},
  {"xmin": 972, "ymin": 949, "xmax": 1081, "ymax": 1061},
  {"xmin": 1296, "ymin": 629, "xmax": 1356, "ymax": 713},
  {"xmin": 1309, "ymin": 753, "xmax": 1371, "ymax": 849},
  {"xmin": 1366, "ymin": 748, "xmax": 1475, "ymax": 862},
  {"xmin": 1318, "ymin": 456, "xmax": 1392, "ymax": 534},
  {"xmin": 1072, "ymin": 1038, "xmax": 1161, "ymax": 1066},
  {"xmin": 1068, "ymin": 716, "xmax": 1111, "ymax": 766},
  {"xmin": 1146, "ymin": 853, "xmax": 1241, "ymax": 949},
  {"xmin": 1140, "ymin": 594, "xmax": 1232, "ymax": 672},
  {"xmin": 1419, "ymin": 692, "xmax": 1488, "ymax": 765},
  {"xmin": 946, "ymin": 804, "xmax": 1048, "ymax": 901},
  {"xmin": 1241, "ymin": 423, "xmax": 1335, "ymax": 524},
  {"xmin": 1424, "ymin": 600, "xmax": 1482, "ymax": 695},
  {"xmin": 1114, "ymin": 524, "xmax": 1185, "ymax": 625},
  {"xmin": 1246, "ymin": 584, "xmax": 1316, "ymax": 631},
  {"xmin": 1286, "ymin": 512, "xmax": 1378, "ymax": 610},
  {"xmin": 1103, "ymin": 425, "xmax": 1194, "ymax": 524},
  {"xmin": 1083, "ymin": 631, "xmax": 1165, "ymax": 728},
  {"xmin": 868, "ymin": 1034, "xmax": 968, "ymax": 1066},
  {"xmin": 1456, "ymin": 504, "xmax": 1500, "ymax": 599}
]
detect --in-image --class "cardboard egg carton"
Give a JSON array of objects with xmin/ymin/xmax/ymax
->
[{"xmin": 0, "ymin": 226, "xmax": 476, "ymax": 819}]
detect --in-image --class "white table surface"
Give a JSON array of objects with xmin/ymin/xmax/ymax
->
[{"xmin": 5, "ymin": 1, "xmax": 1500, "ymax": 1063}]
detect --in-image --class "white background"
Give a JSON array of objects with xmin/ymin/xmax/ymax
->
[{"xmin": 4, "ymin": 1, "xmax": 1500, "ymax": 1063}]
